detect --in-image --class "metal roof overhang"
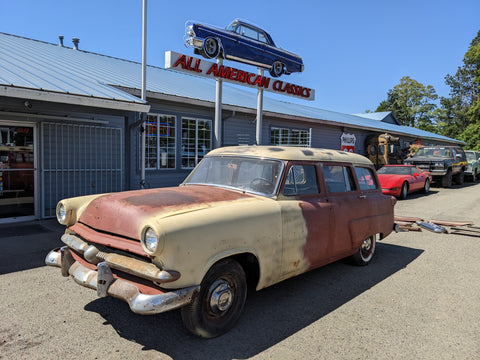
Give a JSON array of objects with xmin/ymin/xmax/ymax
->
[{"xmin": 1, "ymin": 85, "xmax": 150, "ymax": 113}]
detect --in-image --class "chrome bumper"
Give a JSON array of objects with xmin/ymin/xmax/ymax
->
[
  {"xmin": 45, "ymin": 247, "xmax": 199, "ymax": 315},
  {"xmin": 185, "ymin": 36, "xmax": 204, "ymax": 49}
]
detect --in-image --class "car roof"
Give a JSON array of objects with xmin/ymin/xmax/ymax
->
[{"xmin": 207, "ymin": 146, "xmax": 373, "ymax": 165}]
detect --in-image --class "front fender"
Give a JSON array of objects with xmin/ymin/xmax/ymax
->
[{"xmin": 155, "ymin": 199, "xmax": 282, "ymax": 290}]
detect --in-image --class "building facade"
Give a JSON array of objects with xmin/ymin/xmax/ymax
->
[{"xmin": 0, "ymin": 32, "xmax": 463, "ymax": 223}]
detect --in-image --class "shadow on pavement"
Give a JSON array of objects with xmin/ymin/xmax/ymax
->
[
  {"xmin": 0, "ymin": 219, "xmax": 64, "ymax": 274},
  {"xmin": 84, "ymin": 242, "xmax": 423, "ymax": 360}
]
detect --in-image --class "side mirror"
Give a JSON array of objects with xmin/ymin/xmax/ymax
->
[{"xmin": 413, "ymin": 172, "xmax": 419, "ymax": 176}]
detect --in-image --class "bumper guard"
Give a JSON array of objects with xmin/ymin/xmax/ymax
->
[{"xmin": 45, "ymin": 247, "xmax": 199, "ymax": 315}]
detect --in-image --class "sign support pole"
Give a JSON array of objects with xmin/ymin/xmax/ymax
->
[
  {"xmin": 214, "ymin": 58, "xmax": 223, "ymax": 148},
  {"xmin": 140, "ymin": 0, "xmax": 147, "ymax": 188},
  {"xmin": 256, "ymin": 68, "xmax": 264, "ymax": 145}
]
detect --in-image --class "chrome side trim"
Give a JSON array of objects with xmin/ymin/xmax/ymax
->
[{"xmin": 45, "ymin": 249, "xmax": 200, "ymax": 315}]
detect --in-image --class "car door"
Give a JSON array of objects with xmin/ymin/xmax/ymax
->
[
  {"xmin": 409, "ymin": 166, "xmax": 424, "ymax": 191},
  {"xmin": 351, "ymin": 166, "xmax": 393, "ymax": 248},
  {"xmin": 234, "ymin": 24, "xmax": 268, "ymax": 67},
  {"xmin": 322, "ymin": 163, "xmax": 365, "ymax": 257},
  {"xmin": 279, "ymin": 162, "xmax": 334, "ymax": 278}
]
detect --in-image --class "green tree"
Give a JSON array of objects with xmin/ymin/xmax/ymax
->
[
  {"xmin": 376, "ymin": 76, "xmax": 438, "ymax": 132},
  {"xmin": 438, "ymin": 30, "xmax": 480, "ymax": 147}
]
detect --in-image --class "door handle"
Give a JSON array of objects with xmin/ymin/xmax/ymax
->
[{"xmin": 359, "ymin": 195, "xmax": 367, "ymax": 200}]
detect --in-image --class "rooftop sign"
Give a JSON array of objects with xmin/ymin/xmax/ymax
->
[{"xmin": 165, "ymin": 51, "xmax": 315, "ymax": 101}]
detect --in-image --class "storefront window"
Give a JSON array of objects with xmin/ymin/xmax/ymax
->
[
  {"xmin": 181, "ymin": 118, "xmax": 212, "ymax": 169},
  {"xmin": 271, "ymin": 127, "xmax": 310, "ymax": 147},
  {"xmin": 144, "ymin": 115, "xmax": 176, "ymax": 169}
]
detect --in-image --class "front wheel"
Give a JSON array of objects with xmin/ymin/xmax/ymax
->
[
  {"xmin": 181, "ymin": 259, "xmax": 247, "ymax": 338},
  {"xmin": 350, "ymin": 235, "xmax": 376, "ymax": 266},
  {"xmin": 400, "ymin": 182, "xmax": 408, "ymax": 200},
  {"xmin": 202, "ymin": 37, "xmax": 220, "ymax": 58},
  {"xmin": 454, "ymin": 171, "xmax": 464, "ymax": 185},
  {"xmin": 423, "ymin": 179, "xmax": 430, "ymax": 193},
  {"xmin": 441, "ymin": 169, "xmax": 452, "ymax": 188}
]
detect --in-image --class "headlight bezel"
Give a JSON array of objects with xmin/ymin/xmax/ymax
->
[
  {"xmin": 56, "ymin": 202, "xmax": 68, "ymax": 225},
  {"xmin": 142, "ymin": 226, "xmax": 159, "ymax": 254}
]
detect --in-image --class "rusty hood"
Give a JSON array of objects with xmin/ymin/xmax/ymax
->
[{"xmin": 78, "ymin": 185, "xmax": 255, "ymax": 240}]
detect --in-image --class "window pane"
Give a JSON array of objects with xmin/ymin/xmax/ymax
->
[
  {"xmin": 145, "ymin": 115, "xmax": 158, "ymax": 169},
  {"xmin": 323, "ymin": 165, "xmax": 351, "ymax": 193},
  {"xmin": 283, "ymin": 165, "xmax": 319, "ymax": 196},
  {"xmin": 144, "ymin": 114, "xmax": 176, "ymax": 170},
  {"xmin": 280, "ymin": 129, "xmax": 289, "ymax": 145},
  {"xmin": 271, "ymin": 127, "xmax": 310, "ymax": 147},
  {"xmin": 271, "ymin": 128, "xmax": 280, "ymax": 145},
  {"xmin": 181, "ymin": 118, "xmax": 212, "ymax": 169},
  {"xmin": 354, "ymin": 167, "xmax": 378, "ymax": 191},
  {"xmin": 158, "ymin": 115, "xmax": 176, "ymax": 169}
]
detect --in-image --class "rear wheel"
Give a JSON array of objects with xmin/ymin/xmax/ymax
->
[
  {"xmin": 350, "ymin": 235, "xmax": 376, "ymax": 266},
  {"xmin": 181, "ymin": 259, "xmax": 247, "ymax": 338},
  {"xmin": 269, "ymin": 61, "xmax": 284, "ymax": 77}
]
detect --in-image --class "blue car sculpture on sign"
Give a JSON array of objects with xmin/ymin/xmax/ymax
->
[{"xmin": 185, "ymin": 19, "xmax": 304, "ymax": 78}]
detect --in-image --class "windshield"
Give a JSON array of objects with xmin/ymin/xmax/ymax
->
[
  {"xmin": 183, "ymin": 155, "xmax": 284, "ymax": 196},
  {"xmin": 466, "ymin": 152, "xmax": 476, "ymax": 161},
  {"xmin": 414, "ymin": 147, "xmax": 451, "ymax": 157},
  {"xmin": 377, "ymin": 166, "xmax": 414, "ymax": 175}
]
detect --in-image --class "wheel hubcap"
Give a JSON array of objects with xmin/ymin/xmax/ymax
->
[
  {"xmin": 205, "ymin": 39, "xmax": 217, "ymax": 55},
  {"xmin": 361, "ymin": 237, "xmax": 372, "ymax": 257},
  {"xmin": 209, "ymin": 279, "xmax": 233, "ymax": 314}
]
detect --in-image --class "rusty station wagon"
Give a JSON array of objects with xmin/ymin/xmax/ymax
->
[{"xmin": 46, "ymin": 146, "xmax": 397, "ymax": 338}]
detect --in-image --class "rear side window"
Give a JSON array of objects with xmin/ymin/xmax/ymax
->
[
  {"xmin": 323, "ymin": 165, "xmax": 356, "ymax": 193},
  {"xmin": 283, "ymin": 165, "xmax": 319, "ymax": 196},
  {"xmin": 354, "ymin": 167, "xmax": 378, "ymax": 191}
]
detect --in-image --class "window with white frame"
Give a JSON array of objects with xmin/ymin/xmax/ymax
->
[
  {"xmin": 271, "ymin": 127, "xmax": 310, "ymax": 147},
  {"xmin": 144, "ymin": 114, "xmax": 176, "ymax": 169},
  {"xmin": 181, "ymin": 118, "xmax": 212, "ymax": 169}
]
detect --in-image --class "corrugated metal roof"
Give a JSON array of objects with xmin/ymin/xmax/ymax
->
[
  {"xmin": 352, "ymin": 111, "xmax": 392, "ymax": 121},
  {"xmin": 0, "ymin": 32, "xmax": 462, "ymax": 145}
]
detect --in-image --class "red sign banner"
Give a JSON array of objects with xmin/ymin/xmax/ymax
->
[{"xmin": 165, "ymin": 51, "xmax": 315, "ymax": 101}]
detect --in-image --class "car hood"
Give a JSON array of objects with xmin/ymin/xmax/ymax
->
[
  {"xmin": 78, "ymin": 185, "xmax": 256, "ymax": 240},
  {"xmin": 407, "ymin": 156, "xmax": 449, "ymax": 162},
  {"xmin": 377, "ymin": 174, "xmax": 404, "ymax": 187}
]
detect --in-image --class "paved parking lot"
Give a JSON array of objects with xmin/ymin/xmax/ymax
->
[{"xmin": 1, "ymin": 183, "xmax": 479, "ymax": 359}]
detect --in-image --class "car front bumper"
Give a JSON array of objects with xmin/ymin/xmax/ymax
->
[
  {"xmin": 381, "ymin": 188, "xmax": 401, "ymax": 197},
  {"xmin": 429, "ymin": 170, "xmax": 448, "ymax": 176},
  {"xmin": 45, "ymin": 247, "xmax": 199, "ymax": 315},
  {"xmin": 185, "ymin": 36, "xmax": 204, "ymax": 50}
]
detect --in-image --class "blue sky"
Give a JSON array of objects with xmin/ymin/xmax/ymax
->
[{"xmin": 1, "ymin": 0, "xmax": 479, "ymax": 114}]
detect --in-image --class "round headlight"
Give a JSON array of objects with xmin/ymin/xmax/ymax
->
[
  {"xmin": 143, "ymin": 227, "xmax": 158, "ymax": 253},
  {"xmin": 56, "ymin": 203, "xmax": 67, "ymax": 224}
]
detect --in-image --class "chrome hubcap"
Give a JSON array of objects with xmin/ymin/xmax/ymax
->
[
  {"xmin": 362, "ymin": 237, "xmax": 372, "ymax": 255},
  {"xmin": 209, "ymin": 279, "xmax": 233, "ymax": 314}
]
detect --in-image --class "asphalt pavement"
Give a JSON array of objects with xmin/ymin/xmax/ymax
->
[{"xmin": 1, "ymin": 183, "xmax": 479, "ymax": 359}]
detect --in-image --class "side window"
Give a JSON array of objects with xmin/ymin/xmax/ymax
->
[
  {"xmin": 323, "ymin": 165, "xmax": 356, "ymax": 193},
  {"xmin": 354, "ymin": 167, "xmax": 378, "ymax": 191},
  {"xmin": 283, "ymin": 165, "xmax": 319, "ymax": 196}
]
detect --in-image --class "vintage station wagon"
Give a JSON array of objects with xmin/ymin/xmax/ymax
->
[{"xmin": 46, "ymin": 146, "xmax": 397, "ymax": 338}]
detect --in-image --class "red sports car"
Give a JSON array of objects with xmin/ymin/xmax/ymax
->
[{"xmin": 377, "ymin": 165, "xmax": 432, "ymax": 199}]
